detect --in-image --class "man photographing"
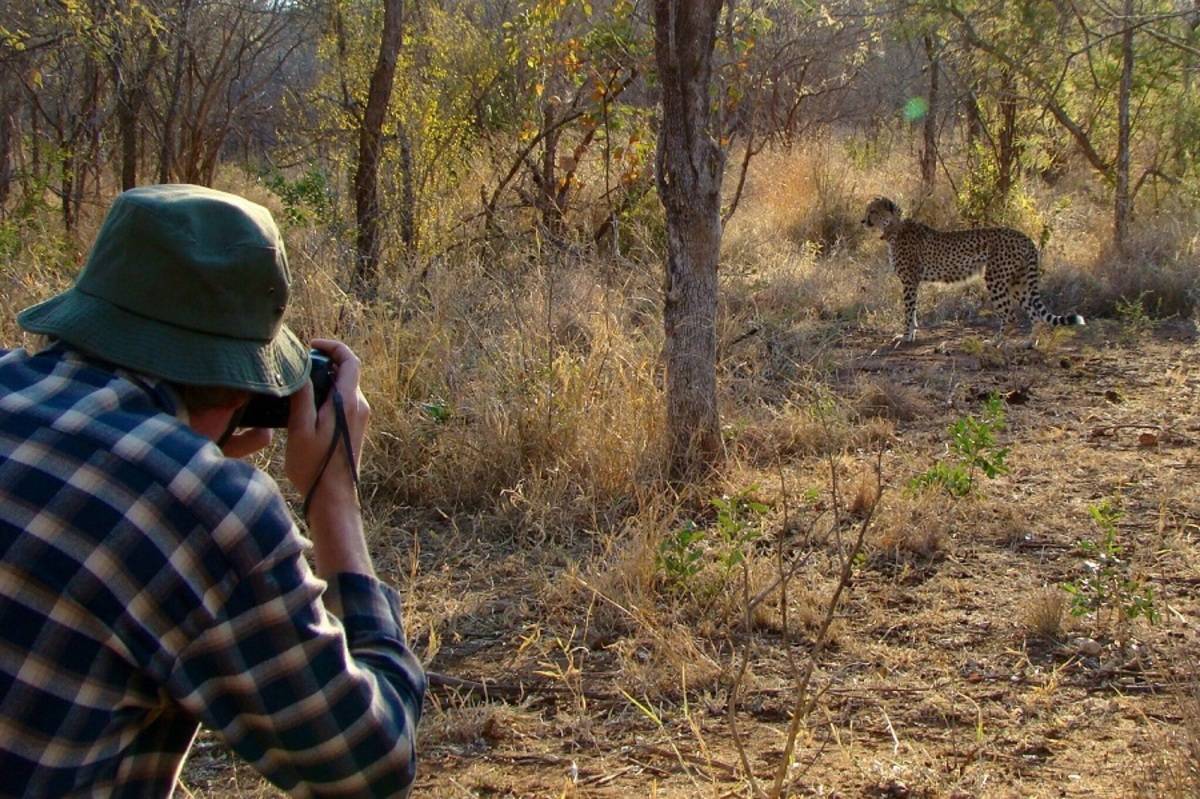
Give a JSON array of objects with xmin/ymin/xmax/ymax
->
[{"xmin": 0, "ymin": 185, "xmax": 425, "ymax": 796}]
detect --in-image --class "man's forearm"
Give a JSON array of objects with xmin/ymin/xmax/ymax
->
[{"xmin": 305, "ymin": 483, "xmax": 374, "ymax": 578}]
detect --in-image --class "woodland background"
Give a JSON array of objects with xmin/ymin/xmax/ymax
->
[{"xmin": 3, "ymin": 1, "xmax": 1200, "ymax": 796}]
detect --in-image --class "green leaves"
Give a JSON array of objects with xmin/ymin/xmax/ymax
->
[
  {"xmin": 908, "ymin": 461, "xmax": 972, "ymax": 497},
  {"xmin": 655, "ymin": 489, "xmax": 771, "ymax": 595},
  {"xmin": 711, "ymin": 492, "xmax": 768, "ymax": 573},
  {"xmin": 261, "ymin": 168, "xmax": 334, "ymax": 226},
  {"xmin": 909, "ymin": 393, "xmax": 1009, "ymax": 497},
  {"xmin": 656, "ymin": 521, "xmax": 706, "ymax": 589},
  {"xmin": 1063, "ymin": 498, "xmax": 1159, "ymax": 628}
]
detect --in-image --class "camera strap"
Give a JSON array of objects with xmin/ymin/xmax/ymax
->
[{"xmin": 301, "ymin": 388, "xmax": 359, "ymax": 519}]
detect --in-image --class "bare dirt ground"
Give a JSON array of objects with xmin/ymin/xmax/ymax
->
[{"xmin": 183, "ymin": 316, "xmax": 1200, "ymax": 798}]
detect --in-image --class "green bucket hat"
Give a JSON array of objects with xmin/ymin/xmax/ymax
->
[{"xmin": 18, "ymin": 184, "xmax": 309, "ymax": 396}]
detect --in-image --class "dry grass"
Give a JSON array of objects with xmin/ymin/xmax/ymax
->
[
  {"xmin": 1043, "ymin": 204, "xmax": 1200, "ymax": 321},
  {"xmin": 4, "ymin": 140, "xmax": 1200, "ymax": 798},
  {"xmin": 853, "ymin": 376, "xmax": 933, "ymax": 422},
  {"xmin": 735, "ymin": 399, "xmax": 895, "ymax": 465},
  {"xmin": 1133, "ymin": 685, "xmax": 1200, "ymax": 798},
  {"xmin": 1020, "ymin": 585, "xmax": 1068, "ymax": 641},
  {"xmin": 871, "ymin": 492, "xmax": 950, "ymax": 564}
]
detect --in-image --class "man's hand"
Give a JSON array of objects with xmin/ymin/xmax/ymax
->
[
  {"xmin": 284, "ymin": 339, "xmax": 373, "ymax": 578},
  {"xmin": 219, "ymin": 427, "xmax": 273, "ymax": 458}
]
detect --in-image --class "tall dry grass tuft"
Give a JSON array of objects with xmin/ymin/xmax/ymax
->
[
  {"xmin": 853, "ymin": 376, "xmax": 932, "ymax": 422},
  {"xmin": 0, "ymin": 204, "xmax": 96, "ymax": 345},
  {"xmin": 721, "ymin": 141, "xmax": 900, "ymax": 339},
  {"xmin": 734, "ymin": 398, "xmax": 894, "ymax": 465},
  {"xmin": 872, "ymin": 492, "xmax": 949, "ymax": 565},
  {"xmin": 547, "ymin": 491, "xmax": 685, "ymax": 640},
  {"xmin": 282, "ymin": 231, "xmax": 668, "ymax": 538},
  {"xmin": 1042, "ymin": 201, "xmax": 1200, "ymax": 320},
  {"xmin": 1135, "ymin": 686, "xmax": 1200, "ymax": 798},
  {"xmin": 1020, "ymin": 585, "xmax": 1067, "ymax": 641}
]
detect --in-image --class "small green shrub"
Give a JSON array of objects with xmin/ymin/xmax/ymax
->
[
  {"xmin": 956, "ymin": 141, "xmax": 1002, "ymax": 224},
  {"xmin": 908, "ymin": 461, "xmax": 973, "ymax": 496},
  {"xmin": 421, "ymin": 399, "xmax": 452, "ymax": 424},
  {"xmin": 710, "ymin": 491, "xmax": 770, "ymax": 578},
  {"xmin": 1063, "ymin": 498, "xmax": 1159, "ymax": 628},
  {"xmin": 654, "ymin": 489, "xmax": 770, "ymax": 595},
  {"xmin": 260, "ymin": 167, "xmax": 334, "ymax": 226},
  {"xmin": 909, "ymin": 393, "xmax": 1009, "ymax": 497},
  {"xmin": 656, "ymin": 521, "xmax": 706, "ymax": 591},
  {"xmin": 1115, "ymin": 291, "xmax": 1156, "ymax": 336}
]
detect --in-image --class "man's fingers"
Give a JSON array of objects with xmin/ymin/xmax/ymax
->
[
  {"xmin": 311, "ymin": 339, "xmax": 360, "ymax": 400},
  {"xmin": 289, "ymin": 380, "xmax": 317, "ymax": 432},
  {"xmin": 221, "ymin": 427, "xmax": 273, "ymax": 458}
]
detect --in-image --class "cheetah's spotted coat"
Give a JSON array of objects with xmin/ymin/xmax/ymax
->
[{"xmin": 861, "ymin": 197, "xmax": 1085, "ymax": 341}]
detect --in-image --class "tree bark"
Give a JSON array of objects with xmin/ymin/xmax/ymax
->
[
  {"xmin": 1185, "ymin": 1, "xmax": 1199, "ymax": 94},
  {"xmin": 158, "ymin": 0, "xmax": 193, "ymax": 184},
  {"xmin": 0, "ymin": 69, "xmax": 16, "ymax": 212},
  {"xmin": 653, "ymin": 0, "xmax": 726, "ymax": 477},
  {"xmin": 920, "ymin": 34, "xmax": 939, "ymax": 189},
  {"xmin": 996, "ymin": 71, "xmax": 1018, "ymax": 199},
  {"xmin": 397, "ymin": 122, "xmax": 416, "ymax": 249},
  {"xmin": 352, "ymin": 0, "xmax": 404, "ymax": 296},
  {"xmin": 1114, "ymin": 0, "xmax": 1134, "ymax": 252},
  {"xmin": 30, "ymin": 90, "xmax": 41, "ymax": 186}
]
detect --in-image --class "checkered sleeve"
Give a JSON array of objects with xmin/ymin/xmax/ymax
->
[{"xmin": 166, "ymin": 534, "xmax": 426, "ymax": 798}]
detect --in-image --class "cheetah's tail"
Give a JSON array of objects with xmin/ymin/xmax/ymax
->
[{"xmin": 1026, "ymin": 293, "xmax": 1085, "ymax": 327}]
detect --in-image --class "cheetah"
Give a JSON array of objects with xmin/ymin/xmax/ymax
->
[{"xmin": 861, "ymin": 197, "xmax": 1084, "ymax": 342}]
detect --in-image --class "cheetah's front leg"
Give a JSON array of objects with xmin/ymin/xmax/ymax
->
[{"xmin": 901, "ymin": 280, "xmax": 919, "ymax": 342}]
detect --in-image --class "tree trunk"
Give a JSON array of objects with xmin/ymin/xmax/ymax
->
[
  {"xmin": 116, "ymin": 61, "xmax": 141, "ymax": 191},
  {"xmin": 0, "ymin": 69, "xmax": 16, "ymax": 213},
  {"xmin": 352, "ymin": 0, "xmax": 404, "ymax": 296},
  {"xmin": 1186, "ymin": 1, "xmax": 1199, "ymax": 95},
  {"xmin": 533, "ymin": 99, "xmax": 566, "ymax": 236},
  {"xmin": 653, "ymin": 0, "xmax": 726, "ymax": 477},
  {"xmin": 158, "ymin": 1, "xmax": 191, "ymax": 184},
  {"xmin": 963, "ymin": 89, "xmax": 984, "ymax": 150},
  {"xmin": 158, "ymin": 44, "xmax": 186, "ymax": 183},
  {"xmin": 30, "ymin": 91, "xmax": 41, "ymax": 187},
  {"xmin": 996, "ymin": 71, "xmax": 1018, "ymax": 198},
  {"xmin": 70, "ymin": 44, "xmax": 103, "ymax": 228},
  {"xmin": 397, "ymin": 122, "xmax": 416, "ymax": 249},
  {"xmin": 920, "ymin": 34, "xmax": 939, "ymax": 189},
  {"xmin": 1114, "ymin": 0, "xmax": 1134, "ymax": 252},
  {"xmin": 115, "ymin": 30, "xmax": 161, "ymax": 191}
]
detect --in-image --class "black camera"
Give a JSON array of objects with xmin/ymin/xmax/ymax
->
[{"xmin": 240, "ymin": 350, "xmax": 335, "ymax": 428}]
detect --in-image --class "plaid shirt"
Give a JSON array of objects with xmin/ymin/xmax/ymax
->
[{"xmin": 0, "ymin": 346, "xmax": 425, "ymax": 798}]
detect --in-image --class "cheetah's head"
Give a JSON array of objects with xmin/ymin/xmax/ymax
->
[{"xmin": 862, "ymin": 197, "xmax": 901, "ymax": 237}]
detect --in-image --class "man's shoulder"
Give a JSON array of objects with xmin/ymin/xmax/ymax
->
[
  {"xmin": 174, "ymin": 444, "xmax": 305, "ymax": 573},
  {"xmin": 3, "ymin": 347, "xmax": 202, "ymax": 478},
  {"xmin": 0, "ymin": 346, "xmax": 302, "ymax": 573}
]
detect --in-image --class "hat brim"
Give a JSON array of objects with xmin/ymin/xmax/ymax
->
[{"xmin": 18, "ymin": 289, "xmax": 309, "ymax": 396}]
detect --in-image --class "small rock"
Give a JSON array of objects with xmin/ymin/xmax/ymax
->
[
  {"xmin": 875, "ymin": 779, "xmax": 910, "ymax": 799},
  {"xmin": 1005, "ymin": 386, "xmax": 1031, "ymax": 404},
  {"xmin": 1071, "ymin": 637, "xmax": 1102, "ymax": 657},
  {"xmin": 1138, "ymin": 432, "xmax": 1158, "ymax": 447}
]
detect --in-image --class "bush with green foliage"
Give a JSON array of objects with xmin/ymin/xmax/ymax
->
[
  {"xmin": 909, "ymin": 393, "xmax": 1009, "ymax": 497},
  {"xmin": 1063, "ymin": 498, "xmax": 1158, "ymax": 629},
  {"xmin": 260, "ymin": 168, "xmax": 335, "ymax": 226},
  {"xmin": 655, "ymin": 490, "xmax": 770, "ymax": 596}
]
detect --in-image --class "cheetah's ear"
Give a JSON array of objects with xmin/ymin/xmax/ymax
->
[{"xmin": 870, "ymin": 196, "xmax": 900, "ymax": 216}]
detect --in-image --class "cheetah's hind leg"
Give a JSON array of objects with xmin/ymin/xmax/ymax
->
[{"xmin": 984, "ymin": 271, "xmax": 1018, "ymax": 343}]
